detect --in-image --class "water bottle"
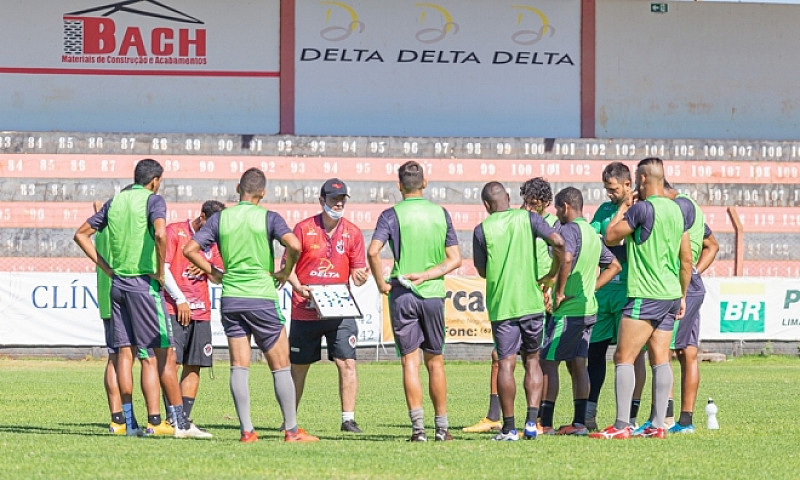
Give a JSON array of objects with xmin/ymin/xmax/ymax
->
[{"xmin": 705, "ymin": 398, "xmax": 719, "ymax": 430}]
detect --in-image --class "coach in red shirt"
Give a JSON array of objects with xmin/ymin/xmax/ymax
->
[
  {"xmin": 287, "ymin": 178, "xmax": 369, "ymax": 433},
  {"xmin": 164, "ymin": 200, "xmax": 225, "ymax": 427}
]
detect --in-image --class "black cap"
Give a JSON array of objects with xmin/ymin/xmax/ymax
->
[{"xmin": 320, "ymin": 178, "xmax": 350, "ymax": 198}]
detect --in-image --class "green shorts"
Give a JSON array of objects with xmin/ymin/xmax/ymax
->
[{"xmin": 590, "ymin": 286, "xmax": 627, "ymax": 344}]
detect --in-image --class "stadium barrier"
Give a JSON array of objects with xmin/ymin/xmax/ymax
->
[{"xmin": 2, "ymin": 132, "xmax": 800, "ymax": 348}]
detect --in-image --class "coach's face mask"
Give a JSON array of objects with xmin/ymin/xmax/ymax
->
[{"xmin": 324, "ymin": 203, "xmax": 344, "ymax": 220}]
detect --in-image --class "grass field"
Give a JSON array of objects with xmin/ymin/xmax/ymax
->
[{"xmin": 0, "ymin": 355, "xmax": 798, "ymax": 479}]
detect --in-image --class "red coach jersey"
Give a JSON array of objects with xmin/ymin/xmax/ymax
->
[
  {"xmin": 165, "ymin": 220, "xmax": 222, "ymax": 321},
  {"xmin": 292, "ymin": 214, "xmax": 366, "ymax": 321}
]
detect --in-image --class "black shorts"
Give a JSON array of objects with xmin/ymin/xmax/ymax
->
[
  {"xmin": 389, "ymin": 286, "xmax": 445, "ymax": 356},
  {"xmin": 491, "ymin": 314, "xmax": 545, "ymax": 360},
  {"xmin": 672, "ymin": 294, "xmax": 704, "ymax": 350},
  {"xmin": 289, "ymin": 318, "xmax": 358, "ymax": 364},
  {"xmin": 541, "ymin": 314, "xmax": 595, "ymax": 361},
  {"xmin": 170, "ymin": 315, "xmax": 213, "ymax": 367},
  {"xmin": 622, "ymin": 298, "xmax": 680, "ymax": 332},
  {"xmin": 221, "ymin": 301, "xmax": 285, "ymax": 353}
]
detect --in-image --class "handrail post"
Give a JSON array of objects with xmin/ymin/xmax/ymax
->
[{"xmin": 727, "ymin": 206, "xmax": 744, "ymax": 276}]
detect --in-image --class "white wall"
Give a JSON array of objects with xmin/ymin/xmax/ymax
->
[{"xmin": 596, "ymin": 0, "xmax": 800, "ymax": 141}]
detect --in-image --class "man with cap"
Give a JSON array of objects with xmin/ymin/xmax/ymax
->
[{"xmin": 287, "ymin": 178, "xmax": 370, "ymax": 433}]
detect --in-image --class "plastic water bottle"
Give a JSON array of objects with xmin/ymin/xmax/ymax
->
[{"xmin": 705, "ymin": 398, "xmax": 719, "ymax": 430}]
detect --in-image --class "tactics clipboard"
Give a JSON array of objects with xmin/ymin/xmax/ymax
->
[{"xmin": 309, "ymin": 284, "xmax": 363, "ymax": 319}]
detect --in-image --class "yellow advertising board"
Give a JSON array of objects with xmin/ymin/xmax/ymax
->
[{"xmin": 381, "ymin": 276, "xmax": 492, "ymax": 344}]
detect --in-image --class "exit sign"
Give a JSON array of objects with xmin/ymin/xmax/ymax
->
[{"xmin": 651, "ymin": 3, "xmax": 668, "ymax": 13}]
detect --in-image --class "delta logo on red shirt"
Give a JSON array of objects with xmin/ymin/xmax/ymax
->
[
  {"xmin": 309, "ymin": 258, "xmax": 341, "ymax": 279},
  {"xmin": 62, "ymin": 0, "xmax": 207, "ymax": 66}
]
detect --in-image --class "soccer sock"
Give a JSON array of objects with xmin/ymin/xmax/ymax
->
[
  {"xmin": 148, "ymin": 414, "xmax": 162, "ymax": 426},
  {"xmin": 613, "ymin": 363, "xmax": 635, "ymax": 429},
  {"xmin": 342, "ymin": 411, "xmax": 355, "ymax": 423},
  {"xmin": 585, "ymin": 401, "xmax": 598, "ymax": 421},
  {"xmin": 273, "ymin": 367, "xmax": 298, "ymax": 433},
  {"xmin": 666, "ymin": 398, "xmax": 675, "ymax": 419},
  {"xmin": 182, "ymin": 397, "xmax": 195, "ymax": 419},
  {"xmin": 168, "ymin": 404, "xmax": 189, "ymax": 430},
  {"xmin": 630, "ymin": 399, "xmax": 641, "ymax": 424},
  {"xmin": 409, "ymin": 408, "xmax": 424, "ymax": 432},
  {"xmin": 526, "ymin": 406, "xmax": 539, "ymax": 425},
  {"xmin": 587, "ymin": 340, "xmax": 610, "ymax": 403},
  {"xmin": 122, "ymin": 402, "xmax": 138, "ymax": 430},
  {"xmin": 651, "ymin": 363, "xmax": 673, "ymax": 428},
  {"xmin": 111, "ymin": 412, "xmax": 124, "ymax": 425},
  {"xmin": 487, "ymin": 394, "xmax": 501, "ymax": 422},
  {"xmin": 502, "ymin": 416, "xmax": 515, "ymax": 434},
  {"xmin": 540, "ymin": 401, "xmax": 555, "ymax": 428},
  {"xmin": 573, "ymin": 399, "xmax": 588, "ymax": 426},
  {"xmin": 230, "ymin": 366, "xmax": 253, "ymax": 433},
  {"xmin": 434, "ymin": 414, "xmax": 449, "ymax": 431},
  {"xmin": 678, "ymin": 411, "xmax": 693, "ymax": 426}
]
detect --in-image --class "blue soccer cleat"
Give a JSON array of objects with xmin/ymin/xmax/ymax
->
[{"xmin": 668, "ymin": 422, "xmax": 696, "ymax": 434}]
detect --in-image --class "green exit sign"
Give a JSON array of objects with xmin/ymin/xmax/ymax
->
[{"xmin": 651, "ymin": 3, "xmax": 668, "ymax": 13}]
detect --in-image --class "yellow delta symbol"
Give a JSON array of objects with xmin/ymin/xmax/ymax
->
[
  {"xmin": 415, "ymin": 3, "xmax": 455, "ymax": 34},
  {"xmin": 510, "ymin": 4, "xmax": 555, "ymax": 45},
  {"xmin": 512, "ymin": 5, "xmax": 551, "ymax": 36},
  {"xmin": 321, "ymin": 1, "xmax": 360, "ymax": 31},
  {"xmin": 414, "ymin": 3, "xmax": 459, "ymax": 43}
]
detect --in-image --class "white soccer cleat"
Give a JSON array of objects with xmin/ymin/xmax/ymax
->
[{"xmin": 174, "ymin": 422, "xmax": 213, "ymax": 439}]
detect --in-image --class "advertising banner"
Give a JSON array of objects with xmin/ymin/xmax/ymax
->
[
  {"xmin": 295, "ymin": 0, "xmax": 581, "ymax": 137},
  {"xmin": 0, "ymin": 272, "xmax": 385, "ymax": 347},
  {"xmin": 700, "ymin": 277, "xmax": 800, "ymax": 341},
  {"xmin": 380, "ymin": 276, "xmax": 492, "ymax": 345},
  {"xmin": 5, "ymin": 273, "xmax": 800, "ymax": 347},
  {"xmin": 0, "ymin": 0, "xmax": 280, "ymax": 133}
]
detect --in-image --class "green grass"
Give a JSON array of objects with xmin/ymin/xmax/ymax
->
[{"xmin": 1, "ymin": 356, "xmax": 799, "ymax": 479}]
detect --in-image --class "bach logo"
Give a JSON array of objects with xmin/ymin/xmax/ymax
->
[
  {"xmin": 63, "ymin": 0, "xmax": 206, "ymax": 65},
  {"xmin": 719, "ymin": 301, "xmax": 765, "ymax": 333},
  {"xmin": 511, "ymin": 5, "xmax": 555, "ymax": 46},
  {"xmin": 415, "ymin": 3, "xmax": 459, "ymax": 44},
  {"xmin": 318, "ymin": 1, "xmax": 364, "ymax": 41}
]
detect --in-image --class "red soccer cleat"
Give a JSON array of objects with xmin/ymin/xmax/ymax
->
[
  {"xmin": 240, "ymin": 430, "xmax": 258, "ymax": 443},
  {"xmin": 284, "ymin": 427, "xmax": 320, "ymax": 442},
  {"xmin": 589, "ymin": 425, "xmax": 632, "ymax": 440}
]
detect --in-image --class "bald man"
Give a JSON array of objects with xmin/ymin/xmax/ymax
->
[
  {"xmin": 589, "ymin": 158, "xmax": 692, "ymax": 440},
  {"xmin": 473, "ymin": 181, "xmax": 564, "ymax": 441}
]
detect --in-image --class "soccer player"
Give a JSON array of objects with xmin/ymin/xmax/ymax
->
[
  {"xmin": 585, "ymin": 162, "xmax": 647, "ymax": 430},
  {"xmin": 93, "ymin": 200, "xmax": 125, "ymax": 434},
  {"xmin": 74, "ymin": 158, "xmax": 210, "ymax": 439},
  {"xmin": 367, "ymin": 161, "xmax": 462, "ymax": 442},
  {"xmin": 633, "ymin": 181, "xmax": 718, "ymax": 434},
  {"xmin": 163, "ymin": 200, "xmax": 225, "ymax": 430},
  {"xmin": 183, "ymin": 167, "xmax": 318, "ymax": 443},
  {"xmin": 473, "ymin": 181, "xmax": 565, "ymax": 441},
  {"xmin": 538, "ymin": 187, "xmax": 621, "ymax": 436},
  {"xmin": 589, "ymin": 157, "xmax": 692, "ymax": 440},
  {"xmin": 287, "ymin": 178, "xmax": 369, "ymax": 433},
  {"xmin": 463, "ymin": 177, "xmax": 557, "ymax": 434}
]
